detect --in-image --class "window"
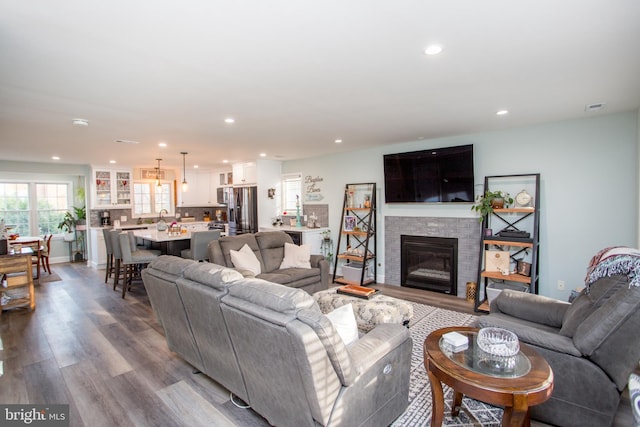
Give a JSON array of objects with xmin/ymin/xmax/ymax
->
[
  {"xmin": 0, "ymin": 183, "xmax": 30, "ymax": 235},
  {"xmin": 282, "ymin": 173, "xmax": 302, "ymax": 214},
  {"xmin": 36, "ymin": 183, "xmax": 70, "ymax": 235},
  {"xmin": 132, "ymin": 181, "xmax": 174, "ymax": 218},
  {"xmin": 0, "ymin": 181, "xmax": 72, "ymax": 236}
]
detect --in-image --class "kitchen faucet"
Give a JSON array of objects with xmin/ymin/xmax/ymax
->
[{"xmin": 158, "ymin": 209, "xmax": 168, "ymax": 222}]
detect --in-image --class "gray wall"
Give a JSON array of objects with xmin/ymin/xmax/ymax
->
[{"xmin": 284, "ymin": 111, "xmax": 639, "ymax": 300}]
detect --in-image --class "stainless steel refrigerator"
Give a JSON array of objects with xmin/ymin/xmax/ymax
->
[{"xmin": 228, "ymin": 186, "xmax": 258, "ymax": 235}]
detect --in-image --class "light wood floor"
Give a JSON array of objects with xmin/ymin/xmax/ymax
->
[{"xmin": 0, "ymin": 263, "xmax": 633, "ymax": 426}]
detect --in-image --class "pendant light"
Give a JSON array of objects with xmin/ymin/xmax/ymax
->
[
  {"xmin": 155, "ymin": 158, "xmax": 162, "ymax": 187},
  {"xmin": 180, "ymin": 152, "xmax": 188, "ymax": 192}
]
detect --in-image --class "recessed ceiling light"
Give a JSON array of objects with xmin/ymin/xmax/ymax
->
[
  {"xmin": 496, "ymin": 110, "xmax": 509, "ymax": 116},
  {"xmin": 424, "ymin": 45, "xmax": 443, "ymax": 55},
  {"xmin": 335, "ymin": 139, "xmax": 343, "ymax": 144},
  {"xmin": 51, "ymin": 156, "xmax": 60, "ymax": 160},
  {"xmin": 115, "ymin": 139, "xmax": 140, "ymax": 145},
  {"xmin": 72, "ymin": 118, "xmax": 89, "ymax": 127},
  {"xmin": 225, "ymin": 118, "xmax": 235, "ymax": 124},
  {"xmin": 158, "ymin": 142, "xmax": 167, "ymax": 147},
  {"xmin": 222, "ymin": 159, "xmax": 229, "ymax": 163},
  {"xmin": 109, "ymin": 160, "xmax": 116, "ymax": 164},
  {"xmin": 259, "ymin": 153, "xmax": 266, "ymax": 157},
  {"xmin": 193, "ymin": 165, "xmax": 199, "ymax": 169}
]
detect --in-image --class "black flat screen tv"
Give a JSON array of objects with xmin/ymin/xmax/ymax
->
[{"xmin": 383, "ymin": 144, "xmax": 474, "ymax": 203}]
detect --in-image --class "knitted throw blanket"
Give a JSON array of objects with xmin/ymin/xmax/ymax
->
[{"xmin": 585, "ymin": 246, "xmax": 640, "ymax": 289}]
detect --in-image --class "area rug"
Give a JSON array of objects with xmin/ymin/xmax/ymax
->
[
  {"xmin": 38, "ymin": 272, "xmax": 62, "ymax": 283},
  {"xmin": 392, "ymin": 303, "xmax": 504, "ymax": 427}
]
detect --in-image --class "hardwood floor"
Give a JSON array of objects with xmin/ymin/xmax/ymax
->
[{"xmin": 1, "ymin": 263, "xmax": 634, "ymax": 426}]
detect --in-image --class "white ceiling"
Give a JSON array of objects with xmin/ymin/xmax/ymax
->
[{"xmin": 1, "ymin": 0, "xmax": 639, "ymax": 171}]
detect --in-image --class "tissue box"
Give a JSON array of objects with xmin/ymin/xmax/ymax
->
[{"xmin": 442, "ymin": 331, "xmax": 469, "ymax": 352}]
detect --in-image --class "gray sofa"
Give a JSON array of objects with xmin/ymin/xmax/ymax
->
[
  {"xmin": 208, "ymin": 230, "xmax": 329, "ymax": 294},
  {"xmin": 476, "ymin": 275, "xmax": 640, "ymax": 427},
  {"xmin": 142, "ymin": 255, "xmax": 412, "ymax": 427}
]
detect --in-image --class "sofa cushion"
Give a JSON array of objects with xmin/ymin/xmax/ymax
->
[
  {"xmin": 148, "ymin": 255, "xmax": 195, "ymax": 276},
  {"xmin": 280, "ymin": 242, "xmax": 311, "ymax": 269},
  {"xmin": 255, "ymin": 231, "xmax": 294, "ymax": 273},
  {"xmin": 217, "ymin": 234, "xmax": 264, "ymax": 270},
  {"xmin": 227, "ymin": 277, "xmax": 316, "ymax": 317},
  {"xmin": 258, "ymin": 267, "xmax": 321, "ymax": 288},
  {"xmin": 560, "ymin": 275, "xmax": 628, "ymax": 337},
  {"xmin": 183, "ymin": 262, "xmax": 244, "ymax": 290},
  {"xmin": 230, "ymin": 244, "xmax": 262, "ymax": 276}
]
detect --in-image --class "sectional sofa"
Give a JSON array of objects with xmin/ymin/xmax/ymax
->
[{"xmin": 141, "ymin": 255, "xmax": 412, "ymax": 427}]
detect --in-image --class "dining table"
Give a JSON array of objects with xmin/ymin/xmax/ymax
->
[{"xmin": 8, "ymin": 236, "xmax": 42, "ymax": 281}]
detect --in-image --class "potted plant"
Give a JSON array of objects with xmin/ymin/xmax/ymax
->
[
  {"xmin": 58, "ymin": 211, "xmax": 77, "ymax": 241},
  {"xmin": 471, "ymin": 190, "xmax": 513, "ymax": 222},
  {"xmin": 73, "ymin": 205, "xmax": 86, "ymax": 225}
]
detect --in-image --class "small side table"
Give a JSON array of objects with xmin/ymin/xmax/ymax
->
[{"xmin": 424, "ymin": 326, "xmax": 553, "ymax": 427}]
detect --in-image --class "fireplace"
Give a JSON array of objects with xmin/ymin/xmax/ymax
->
[{"xmin": 401, "ymin": 235, "xmax": 458, "ymax": 295}]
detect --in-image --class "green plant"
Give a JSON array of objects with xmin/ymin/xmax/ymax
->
[
  {"xmin": 471, "ymin": 190, "xmax": 513, "ymax": 222},
  {"xmin": 57, "ymin": 211, "xmax": 77, "ymax": 233},
  {"xmin": 73, "ymin": 205, "xmax": 86, "ymax": 221}
]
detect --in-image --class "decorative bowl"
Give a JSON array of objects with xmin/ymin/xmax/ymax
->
[{"xmin": 477, "ymin": 327, "xmax": 519, "ymax": 357}]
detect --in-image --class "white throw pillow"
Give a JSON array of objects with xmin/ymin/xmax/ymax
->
[
  {"xmin": 280, "ymin": 242, "xmax": 311, "ymax": 269},
  {"xmin": 325, "ymin": 304, "xmax": 359, "ymax": 346},
  {"xmin": 229, "ymin": 244, "xmax": 261, "ymax": 276}
]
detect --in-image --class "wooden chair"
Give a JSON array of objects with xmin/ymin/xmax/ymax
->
[{"xmin": 40, "ymin": 234, "xmax": 52, "ymax": 274}]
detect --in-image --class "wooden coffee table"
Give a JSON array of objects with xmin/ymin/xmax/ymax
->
[{"xmin": 424, "ymin": 326, "xmax": 553, "ymax": 427}]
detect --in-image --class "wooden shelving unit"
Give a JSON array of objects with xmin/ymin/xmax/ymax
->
[
  {"xmin": 474, "ymin": 174, "xmax": 540, "ymax": 313},
  {"xmin": 1, "ymin": 254, "xmax": 36, "ymax": 311},
  {"xmin": 332, "ymin": 183, "xmax": 377, "ymax": 287}
]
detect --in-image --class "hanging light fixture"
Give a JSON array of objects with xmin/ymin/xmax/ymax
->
[
  {"xmin": 180, "ymin": 152, "xmax": 188, "ymax": 192},
  {"xmin": 155, "ymin": 158, "xmax": 162, "ymax": 187}
]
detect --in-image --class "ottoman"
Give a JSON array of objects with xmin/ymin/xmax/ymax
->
[{"xmin": 313, "ymin": 287, "xmax": 413, "ymax": 332}]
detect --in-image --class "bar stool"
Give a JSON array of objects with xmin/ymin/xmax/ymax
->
[
  {"xmin": 180, "ymin": 230, "xmax": 221, "ymax": 261},
  {"xmin": 109, "ymin": 230, "xmax": 125, "ymax": 291},
  {"xmin": 118, "ymin": 232, "xmax": 160, "ymax": 298},
  {"xmin": 102, "ymin": 228, "xmax": 114, "ymax": 283}
]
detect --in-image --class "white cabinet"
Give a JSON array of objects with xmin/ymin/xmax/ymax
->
[
  {"xmin": 179, "ymin": 169, "xmax": 233, "ymax": 207},
  {"xmin": 91, "ymin": 168, "xmax": 133, "ymax": 208},
  {"xmin": 89, "ymin": 228, "xmax": 107, "ymax": 269},
  {"xmin": 232, "ymin": 162, "xmax": 257, "ymax": 185}
]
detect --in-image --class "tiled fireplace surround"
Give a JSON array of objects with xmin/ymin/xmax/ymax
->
[{"xmin": 385, "ymin": 216, "xmax": 481, "ymax": 297}]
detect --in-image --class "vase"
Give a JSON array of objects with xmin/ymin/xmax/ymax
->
[{"xmin": 491, "ymin": 198, "xmax": 505, "ymax": 209}]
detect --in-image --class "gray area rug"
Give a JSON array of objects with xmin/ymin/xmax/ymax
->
[{"xmin": 392, "ymin": 303, "xmax": 504, "ymax": 427}]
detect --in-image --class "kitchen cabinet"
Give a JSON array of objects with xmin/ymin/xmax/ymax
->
[
  {"xmin": 232, "ymin": 162, "xmax": 257, "ymax": 185},
  {"xmin": 89, "ymin": 227, "xmax": 107, "ymax": 269},
  {"xmin": 91, "ymin": 168, "xmax": 133, "ymax": 208},
  {"xmin": 179, "ymin": 170, "xmax": 232, "ymax": 207}
]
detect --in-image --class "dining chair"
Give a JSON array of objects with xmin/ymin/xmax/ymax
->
[
  {"xmin": 180, "ymin": 230, "xmax": 221, "ymax": 261},
  {"xmin": 40, "ymin": 234, "xmax": 53, "ymax": 274},
  {"xmin": 117, "ymin": 232, "xmax": 160, "ymax": 298},
  {"xmin": 19, "ymin": 239, "xmax": 42, "ymax": 282},
  {"xmin": 109, "ymin": 230, "xmax": 125, "ymax": 290},
  {"xmin": 102, "ymin": 228, "xmax": 114, "ymax": 283}
]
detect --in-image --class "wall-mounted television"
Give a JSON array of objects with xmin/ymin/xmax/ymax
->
[{"xmin": 383, "ymin": 144, "xmax": 474, "ymax": 203}]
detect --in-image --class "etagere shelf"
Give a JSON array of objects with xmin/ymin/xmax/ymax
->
[
  {"xmin": 475, "ymin": 174, "xmax": 540, "ymax": 313},
  {"xmin": 333, "ymin": 183, "xmax": 377, "ymax": 287}
]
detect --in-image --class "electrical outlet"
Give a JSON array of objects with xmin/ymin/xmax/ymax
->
[
  {"xmin": 557, "ymin": 280, "xmax": 565, "ymax": 290},
  {"xmin": 120, "ymin": 216, "xmax": 127, "ymax": 222}
]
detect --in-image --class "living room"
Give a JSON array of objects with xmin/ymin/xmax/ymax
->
[{"xmin": 2, "ymin": 1, "xmax": 640, "ymax": 426}]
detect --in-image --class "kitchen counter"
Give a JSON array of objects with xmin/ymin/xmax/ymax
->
[
  {"xmin": 259, "ymin": 225, "xmax": 329, "ymax": 233},
  {"xmin": 259, "ymin": 225, "xmax": 329, "ymax": 254}
]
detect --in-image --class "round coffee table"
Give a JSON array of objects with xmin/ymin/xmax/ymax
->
[{"xmin": 424, "ymin": 326, "xmax": 553, "ymax": 427}]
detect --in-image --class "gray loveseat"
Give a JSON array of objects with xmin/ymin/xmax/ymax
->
[
  {"xmin": 208, "ymin": 230, "xmax": 329, "ymax": 294},
  {"xmin": 141, "ymin": 255, "xmax": 412, "ymax": 427},
  {"xmin": 476, "ymin": 275, "xmax": 640, "ymax": 427}
]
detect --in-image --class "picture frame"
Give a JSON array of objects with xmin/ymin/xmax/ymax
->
[{"xmin": 343, "ymin": 215, "xmax": 356, "ymax": 232}]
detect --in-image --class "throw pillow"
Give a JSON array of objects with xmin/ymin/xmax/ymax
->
[
  {"xmin": 280, "ymin": 242, "xmax": 311, "ymax": 269},
  {"xmin": 325, "ymin": 303, "xmax": 359, "ymax": 346},
  {"xmin": 230, "ymin": 244, "xmax": 261, "ymax": 276}
]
